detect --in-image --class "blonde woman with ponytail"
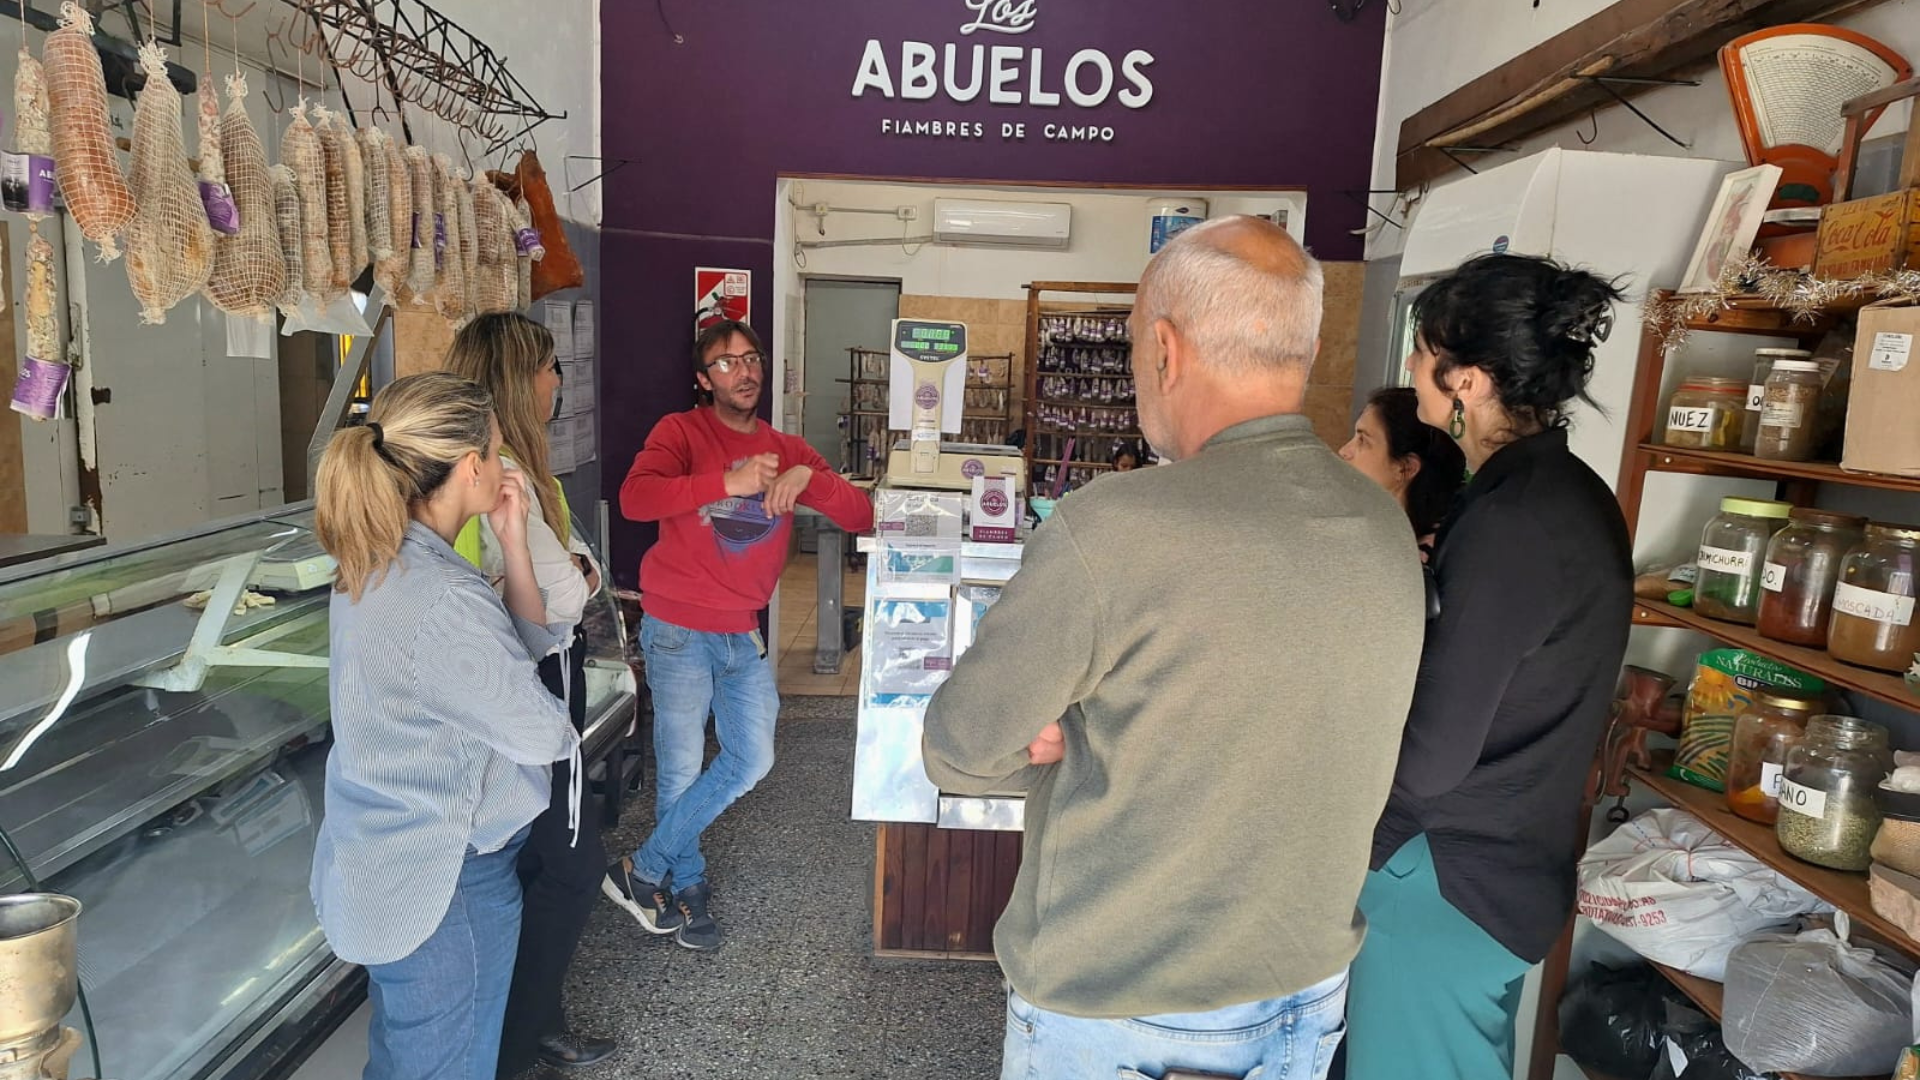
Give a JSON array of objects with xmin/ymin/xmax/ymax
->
[
  {"xmin": 309, "ymin": 371, "xmax": 579, "ymax": 1080},
  {"xmin": 442, "ymin": 312, "xmax": 616, "ymax": 1073}
]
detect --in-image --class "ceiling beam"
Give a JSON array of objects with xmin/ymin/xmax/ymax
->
[{"xmin": 1393, "ymin": 0, "xmax": 1892, "ymax": 191}]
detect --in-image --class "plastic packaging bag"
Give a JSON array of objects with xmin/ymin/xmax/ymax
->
[
  {"xmin": 870, "ymin": 597, "xmax": 954, "ymax": 697},
  {"xmin": 1723, "ymin": 921, "xmax": 1915, "ymax": 1075},
  {"xmin": 1577, "ymin": 808, "xmax": 1830, "ymax": 979},
  {"xmin": 1558, "ymin": 962, "xmax": 1679, "ymax": 1079}
]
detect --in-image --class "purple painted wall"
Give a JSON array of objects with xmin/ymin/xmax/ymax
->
[{"xmin": 600, "ymin": 0, "xmax": 1388, "ymax": 583}]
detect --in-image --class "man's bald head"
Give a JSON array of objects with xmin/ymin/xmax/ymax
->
[{"xmin": 1137, "ymin": 215, "xmax": 1323, "ymax": 374}]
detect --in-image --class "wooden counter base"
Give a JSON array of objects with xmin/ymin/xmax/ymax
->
[{"xmin": 873, "ymin": 821, "xmax": 1022, "ymax": 961}]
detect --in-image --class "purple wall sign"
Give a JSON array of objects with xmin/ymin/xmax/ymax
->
[{"xmin": 600, "ymin": 0, "xmax": 1387, "ymax": 581}]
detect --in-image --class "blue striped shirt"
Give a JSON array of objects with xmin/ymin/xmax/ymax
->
[{"xmin": 311, "ymin": 521, "xmax": 580, "ymax": 965}]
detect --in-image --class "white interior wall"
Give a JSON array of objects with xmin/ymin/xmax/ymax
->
[{"xmin": 768, "ymin": 178, "xmax": 1307, "ymax": 433}]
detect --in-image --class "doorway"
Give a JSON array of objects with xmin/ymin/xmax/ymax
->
[{"xmin": 802, "ymin": 278, "xmax": 900, "ymax": 467}]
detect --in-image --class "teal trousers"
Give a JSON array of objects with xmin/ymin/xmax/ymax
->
[{"xmin": 1346, "ymin": 834, "xmax": 1533, "ymax": 1080}]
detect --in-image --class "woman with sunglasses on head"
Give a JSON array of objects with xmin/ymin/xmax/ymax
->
[
  {"xmin": 1338, "ymin": 386, "xmax": 1466, "ymax": 547},
  {"xmin": 1344, "ymin": 255, "xmax": 1634, "ymax": 1080},
  {"xmin": 443, "ymin": 312, "xmax": 615, "ymax": 1076},
  {"xmin": 311, "ymin": 372, "xmax": 579, "ymax": 1080}
]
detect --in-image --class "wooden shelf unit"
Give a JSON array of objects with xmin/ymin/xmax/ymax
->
[
  {"xmin": 1021, "ymin": 281, "xmax": 1143, "ymax": 493},
  {"xmin": 1538, "ymin": 291, "xmax": 1920, "ymax": 1080}
]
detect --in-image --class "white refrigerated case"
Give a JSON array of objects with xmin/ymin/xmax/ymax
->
[{"xmin": 1386, "ymin": 148, "xmax": 1740, "ymax": 487}]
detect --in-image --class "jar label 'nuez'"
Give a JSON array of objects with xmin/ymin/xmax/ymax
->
[{"xmin": 1668, "ymin": 406, "xmax": 1716, "ymax": 433}]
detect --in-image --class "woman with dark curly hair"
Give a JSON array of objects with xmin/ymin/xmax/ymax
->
[{"xmin": 1345, "ymin": 254, "xmax": 1635, "ymax": 1080}]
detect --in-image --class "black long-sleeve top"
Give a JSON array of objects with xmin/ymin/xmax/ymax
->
[{"xmin": 1371, "ymin": 427, "xmax": 1633, "ymax": 963}]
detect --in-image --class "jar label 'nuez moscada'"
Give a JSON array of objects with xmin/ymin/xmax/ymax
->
[{"xmin": 1833, "ymin": 582, "xmax": 1916, "ymax": 627}]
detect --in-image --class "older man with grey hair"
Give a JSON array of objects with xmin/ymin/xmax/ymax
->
[{"xmin": 922, "ymin": 216, "xmax": 1425, "ymax": 1080}]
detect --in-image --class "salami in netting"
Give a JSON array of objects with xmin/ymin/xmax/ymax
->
[
  {"xmin": 46, "ymin": 3, "xmax": 136, "ymax": 259},
  {"xmin": 403, "ymin": 146, "xmax": 435, "ymax": 302},
  {"xmin": 432, "ymin": 153, "xmax": 468, "ymax": 324},
  {"xmin": 313, "ymin": 107, "xmax": 352, "ymax": 293},
  {"xmin": 205, "ymin": 74, "xmax": 286, "ymax": 319},
  {"xmin": 125, "ymin": 42, "xmax": 215, "ymax": 324},
  {"xmin": 281, "ymin": 103, "xmax": 332, "ymax": 302},
  {"xmin": 270, "ymin": 164, "xmax": 304, "ymax": 314},
  {"xmin": 360, "ymin": 128, "xmax": 393, "ymax": 263},
  {"xmin": 336, "ymin": 113, "xmax": 368, "ymax": 281}
]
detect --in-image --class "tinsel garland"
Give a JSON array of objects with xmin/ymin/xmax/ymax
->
[{"xmin": 1643, "ymin": 254, "xmax": 1920, "ymax": 350}]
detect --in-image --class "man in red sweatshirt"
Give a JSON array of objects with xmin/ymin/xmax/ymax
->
[{"xmin": 603, "ymin": 319, "xmax": 873, "ymax": 950}]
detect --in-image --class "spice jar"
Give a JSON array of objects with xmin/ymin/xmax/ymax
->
[
  {"xmin": 1665, "ymin": 376, "xmax": 1747, "ymax": 450},
  {"xmin": 1870, "ymin": 786, "xmax": 1920, "ymax": 877},
  {"xmin": 1777, "ymin": 714, "xmax": 1893, "ymax": 871},
  {"xmin": 1726, "ymin": 690, "xmax": 1825, "ymax": 824},
  {"xmin": 1757, "ymin": 508, "xmax": 1869, "ymax": 648},
  {"xmin": 1743, "ymin": 349, "xmax": 1807, "ymax": 453},
  {"xmin": 1828, "ymin": 524, "xmax": 1920, "ymax": 673},
  {"xmin": 1695, "ymin": 498, "xmax": 1793, "ymax": 624},
  {"xmin": 1754, "ymin": 359, "xmax": 1826, "ymax": 461}
]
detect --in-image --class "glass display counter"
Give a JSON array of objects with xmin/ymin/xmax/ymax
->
[{"xmin": 0, "ymin": 502, "xmax": 635, "ymax": 1080}]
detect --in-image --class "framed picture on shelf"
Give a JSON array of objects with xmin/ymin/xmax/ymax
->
[{"xmin": 1677, "ymin": 164, "xmax": 1783, "ymax": 294}]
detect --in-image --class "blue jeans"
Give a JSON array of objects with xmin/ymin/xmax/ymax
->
[
  {"xmin": 1001, "ymin": 970, "xmax": 1349, "ymax": 1080},
  {"xmin": 631, "ymin": 614, "xmax": 779, "ymax": 892},
  {"xmin": 363, "ymin": 831, "xmax": 527, "ymax": 1080}
]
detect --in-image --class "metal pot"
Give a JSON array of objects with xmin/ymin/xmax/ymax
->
[{"xmin": 0, "ymin": 894, "xmax": 81, "ymax": 1047}]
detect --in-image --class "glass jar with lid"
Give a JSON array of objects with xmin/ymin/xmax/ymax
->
[
  {"xmin": 1757, "ymin": 508, "xmax": 1869, "ymax": 647},
  {"xmin": 1665, "ymin": 376, "xmax": 1747, "ymax": 450},
  {"xmin": 1828, "ymin": 523, "xmax": 1920, "ymax": 672},
  {"xmin": 1695, "ymin": 498, "xmax": 1793, "ymax": 624},
  {"xmin": 1754, "ymin": 359, "xmax": 1827, "ymax": 461},
  {"xmin": 1744, "ymin": 348, "xmax": 1810, "ymax": 453},
  {"xmin": 1777, "ymin": 714, "xmax": 1893, "ymax": 870},
  {"xmin": 1725, "ymin": 690, "xmax": 1826, "ymax": 824}
]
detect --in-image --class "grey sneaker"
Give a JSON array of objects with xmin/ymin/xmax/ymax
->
[
  {"xmin": 600, "ymin": 856, "xmax": 681, "ymax": 935},
  {"xmin": 673, "ymin": 881, "xmax": 720, "ymax": 951}
]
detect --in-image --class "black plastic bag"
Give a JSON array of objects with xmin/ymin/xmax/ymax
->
[
  {"xmin": 1560, "ymin": 962, "xmax": 1680, "ymax": 1078},
  {"xmin": 1650, "ymin": 999, "xmax": 1768, "ymax": 1080}
]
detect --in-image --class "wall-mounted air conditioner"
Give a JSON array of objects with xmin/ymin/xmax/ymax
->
[{"xmin": 933, "ymin": 199, "xmax": 1072, "ymax": 249}]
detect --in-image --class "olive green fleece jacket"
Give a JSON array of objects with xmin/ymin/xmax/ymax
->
[{"xmin": 922, "ymin": 413, "xmax": 1426, "ymax": 1019}]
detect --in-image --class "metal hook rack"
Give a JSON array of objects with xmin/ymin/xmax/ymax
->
[{"xmin": 279, "ymin": 0, "xmax": 566, "ymax": 153}]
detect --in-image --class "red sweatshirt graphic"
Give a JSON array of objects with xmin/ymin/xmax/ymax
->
[{"xmin": 622, "ymin": 408, "xmax": 874, "ymax": 633}]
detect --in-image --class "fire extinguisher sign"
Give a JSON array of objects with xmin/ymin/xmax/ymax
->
[{"xmin": 694, "ymin": 268, "xmax": 751, "ymax": 331}]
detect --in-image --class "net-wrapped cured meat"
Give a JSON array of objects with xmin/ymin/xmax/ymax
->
[
  {"xmin": 403, "ymin": 146, "xmax": 435, "ymax": 302},
  {"xmin": 270, "ymin": 164, "xmax": 304, "ymax": 314},
  {"xmin": 432, "ymin": 153, "xmax": 468, "ymax": 324},
  {"xmin": 360, "ymin": 128, "xmax": 393, "ymax": 263},
  {"xmin": 336, "ymin": 113, "xmax": 368, "ymax": 279},
  {"xmin": 313, "ymin": 107, "xmax": 352, "ymax": 292},
  {"xmin": 46, "ymin": 3, "xmax": 136, "ymax": 259},
  {"xmin": 125, "ymin": 42, "xmax": 215, "ymax": 324},
  {"xmin": 470, "ymin": 179, "xmax": 514, "ymax": 315},
  {"xmin": 205, "ymin": 74, "xmax": 285, "ymax": 318},
  {"xmin": 281, "ymin": 103, "xmax": 332, "ymax": 302}
]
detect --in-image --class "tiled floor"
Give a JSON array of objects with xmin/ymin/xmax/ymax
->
[{"xmin": 775, "ymin": 552, "xmax": 867, "ymax": 697}]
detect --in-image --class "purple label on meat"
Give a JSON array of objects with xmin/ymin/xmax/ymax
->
[
  {"xmin": 200, "ymin": 181, "xmax": 241, "ymax": 235},
  {"xmin": 1, "ymin": 153, "xmax": 55, "ymax": 215},
  {"xmin": 514, "ymin": 227, "xmax": 541, "ymax": 255}
]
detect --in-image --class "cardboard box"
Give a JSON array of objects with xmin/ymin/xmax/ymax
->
[
  {"xmin": 1841, "ymin": 300, "xmax": 1920, "ymax": 476},
  {"xmin": 1815, "ymin": 189, "xmax": 1920, "ymax": 280}
]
